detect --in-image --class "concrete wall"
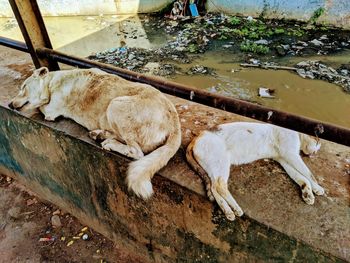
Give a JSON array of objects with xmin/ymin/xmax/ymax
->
[
  {"xmin": 207, "ymin": 0, "xmax": 350, "ymax": 28},
  {"xmin": 1, "ymin": 0, "xmax": 349, "ymax": 28},
  {"xmin": 0, "ymin": 106, "xmax": 344, "ymax": 262},
  {"xmin": 0, "ymin": 0, "xmax": 172, "ymax": 17}
]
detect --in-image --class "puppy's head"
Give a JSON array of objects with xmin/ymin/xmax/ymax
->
[
  {"xmin": 300, "ymin": 134, "xmax": 321, "ymax": 155},
  {"xmin": 9, "ymin": 67, "xmax": 50, "ymax": 114}
]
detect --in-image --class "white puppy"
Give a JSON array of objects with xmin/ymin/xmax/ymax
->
[
  {"xmin": 10, "ymin": 67, "xmax": 181, "ymax": 199},
  {"xmin": 186, "ymin": 122, "xmax": 324, "ymax": 221}
]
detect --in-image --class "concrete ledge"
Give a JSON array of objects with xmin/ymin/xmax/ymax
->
[
  {"xmin": 0, "ymin": 105, "xmax": 348, "ymax": 262},
  {"xmin": 0, "ymin": 46, "xmax": 349, "ymax": 261}
]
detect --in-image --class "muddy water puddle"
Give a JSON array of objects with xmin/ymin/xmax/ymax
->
[
  {"xmin": 1, "ymin": 15, "xmax": 349, "ymax": 128},
  {"xmin": 173, "ymin": 50, "xmax": 350, "ymax": 128}
]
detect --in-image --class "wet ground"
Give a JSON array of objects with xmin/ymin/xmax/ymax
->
[{"xmin": 1, "ymin": 14, "xmax": 350, "ymax": 129}]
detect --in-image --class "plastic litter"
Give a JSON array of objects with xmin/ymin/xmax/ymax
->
[{"xmin": 258, "ymin": 87, "xmax": 275, "ymax": 98}]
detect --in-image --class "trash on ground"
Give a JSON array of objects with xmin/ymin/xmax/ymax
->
[
  {"xmin": 67, "ymin": 240, "xmax": 74, "ymax": 247},
  {"xmin": 39, "ymin": 237, "xmax": 55, "ymax": 242}
]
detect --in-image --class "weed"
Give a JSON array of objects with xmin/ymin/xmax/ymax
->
[
  {"xmin": 229, "ymin": 16, "xmax": 241, "ymax": 26},
  {"xmin": 187, "ymin": 44, "xmax": 198, "ymax": 53},
  {"xmin": 240, "ymin": 41, "xmax": 270, "ymax": 54},
  {"xmin": 288, "ymin": 28, "xmax": 304, "ymax": 37},
  {"xmin": 274, "ymin": 28, "xmax": 285, "ymax": 34},
  {"xmin": 309, "ymin": 7, "xmax": 325, "ymax": 24}
]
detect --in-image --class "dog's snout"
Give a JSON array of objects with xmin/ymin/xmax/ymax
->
[{"xmin": 8, "ymin": 101, "xmax": 14, "ymax": 109}]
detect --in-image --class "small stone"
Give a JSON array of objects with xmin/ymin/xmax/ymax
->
[
  {"xmin": 254, "ymin": 39, "xmax": 269, "ymax": 45},
  {"xmin": 222, "ymin": 44, "xmax": 232, "ymax": 48},
  {"xmin": 281, "ymin": 44, "xmax": 290, "ymax": 50},
  {"xmin": 305, "ymin": 71, "xmax": 315, "ymax": 79},
  {"xmin": 297, "ymin": 41, "xmax": 308, "ymax": 47},
  {"xmin": 249, "ymin": 58, "xmax": 260, "ymax": 65},
  {"xmin": 296, "ymin": 68, "xmax": 307, "ymax": 78},
  {"xmin": 51, "ymin": 215, "xmax": 62, "ymax": 228},
  {"xmin": 82, "ymin": 234, "xmax": 89, "ymax": 240},
  {"xmin": 319, "ymin": 35, "xmax": 328, "ymax": 41},
  {"xmin": 340, "ymin": 69, "xmax": 349, "ymax": 76},
  {"xmin": 276, "ymin": 45, "xmax": 286, "ymax": 56},
  {"xmin": 296, "ymin": 61, "xmax": 309, "ymax": 68},
  {"xmin": 8, "ymin": 207, "xmax": 21, "ymax": 219},
  {"xmin": 310, "ymin": 39, "xmax": 324, "ymax": 46},
  {"xmin": 52, "ymin": 209, "xmax": 61, "ymax": 215}
]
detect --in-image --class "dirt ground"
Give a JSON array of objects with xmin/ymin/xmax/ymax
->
[{"xmin": 0, "ymin": 174, "xmax": 144, "ymax": 263}]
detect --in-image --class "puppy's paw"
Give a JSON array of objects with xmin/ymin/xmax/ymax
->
[
  {"xmin": 44, "ymin": 115, "xmax": 55, "ymax": 121},
  {"xmin": 312, "ymin": 184, "xmax": 325, "ymax": 196},
  {"xmin": 89, "ymin": 131, "xmax": 99, "ymax": 140},
  {"xmin": 234, "ymin": 207, "xmax": 244, "ymax": 217},
  {"xmin": 302, "ymin": 188, "xmax": 315, "ymax": 205},
  {"xmin": 207, "ymin": 190, "xmax": 215, "ymax": 202},
  {"xmin": 225, "ymin": 212, "xmax": 236, "ymax": 221},
  {"xmin": 101, "ymin": 140, "xmax": 113, "ymax": 151}
]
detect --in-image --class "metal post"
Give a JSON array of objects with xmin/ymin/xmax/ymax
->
[{"xmin": 8, "ymin": 0, "xmax": 59, "ymax": 70}]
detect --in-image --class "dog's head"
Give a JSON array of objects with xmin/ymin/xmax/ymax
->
[
  {"xmin": 9, "ymin": 67, "xmax": 50, "ymax": 114},
  {"xmin": 300, "ymin": 133, "xmax": 321, "ymax": 155}
]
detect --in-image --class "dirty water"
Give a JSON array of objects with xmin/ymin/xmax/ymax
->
[
  {"xmin": 172, "ymin": 50, "xmax": 350, "ymax": 128},
  {"xmin": 0, "ymin": 15, "xmax": 349, "ymax": 128}
]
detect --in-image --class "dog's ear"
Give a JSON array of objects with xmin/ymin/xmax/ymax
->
[
  {"xmin": 39, "ymin": 81, "xmax": 50, "ymax": 102},
  {"xmin": 33, "ymin": 67, "xmax": 49, "ymax": 78}
]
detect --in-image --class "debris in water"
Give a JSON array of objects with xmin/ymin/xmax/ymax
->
[
  {"xmin": 258, "ymin": 87, "xmax": 275, "ymax": 98},
  {"xmin": 296, "ymin": 60, "xmax": 350, "ymax": 93}
]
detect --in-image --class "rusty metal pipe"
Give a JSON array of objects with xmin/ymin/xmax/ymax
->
[
  {"xmin": 0, "ymin": 36, "xmax": 28, "ymax": 53},
  {"xmin": 36, "ymin": 47, "xmax": 350, "ymax": 146}
]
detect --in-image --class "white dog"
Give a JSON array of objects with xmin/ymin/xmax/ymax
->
[
  {"xmin": 186, "ymin": 122, "xmax": 324, "ymax": 221},
  {"xmin": 10, "ymin": 67, "xmax": 181, "ymax": 199}
]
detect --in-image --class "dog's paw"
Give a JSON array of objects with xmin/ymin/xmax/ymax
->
[
  {"xmin": 101, "ymin": 140, "xmax": 113, "ymax": 151},
  {"xmin": 225, "ymin": 211, "xmax": 236, "ymax": 221},
  {"xmin": 312, "ymin": 184, "xmax": 325, "ymax": 196},
  {"xmin": 89, "ymin": 131, "xmax": 99, "ymax": 140},
  {"xmin": 302, "ymin": 188, "xmax": 315, "ymax": 205},
  {"xmin": 234, "ymin": 206, "xmax": 244, "ymax": 217},
  {"xmin": 44, "ymin": 115, "xmax": 55, "ymax": 121}
]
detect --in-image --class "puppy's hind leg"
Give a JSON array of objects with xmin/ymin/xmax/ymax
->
[
  {"xmin": 193, "ymin": 132, "xmax": 240, "ymax": 220},
  {"xmin": 216, "ymin": 177, "xmax": 244, "ymax": 217},
  {"xmin": 211, "ymin": 182, "xmax": 236, "ymax": 221}
]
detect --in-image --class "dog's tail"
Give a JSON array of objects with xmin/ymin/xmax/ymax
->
[
  {"xmin": 126, "ymin": 113, "xmax": 181, "ymax": 200},
  {"xmin": 185, "ymin": 134, "xmax": 214, "ymax": 201}
]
